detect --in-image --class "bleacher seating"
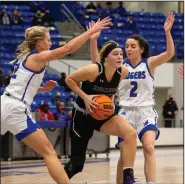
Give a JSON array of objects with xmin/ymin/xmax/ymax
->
[
  {"xmin": 68, "ymin": 2, "xmax": 184, "ymax": 58},
  {"xmin": 0, "ymin": 2, "xmax": 66, "ymax": 63},
  {"xmin": 0, "ymin": 3, "xmax": 71, "ymax": 114},
  {"xmin": 0, "ymin": 2, "xmax": 183, "ymax": 117}
]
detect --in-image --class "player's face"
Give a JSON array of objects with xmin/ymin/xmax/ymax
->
[
  {"xmin": 106, "ymin": 48, "xmax": 123, "ymax": 68},
  {"xmin": 125, "ymin": 38, "xmax": 142, "ymax": 60},
  {"xmin": 38, "ymin": 32, "xmax": 52, "ymax": 51}
]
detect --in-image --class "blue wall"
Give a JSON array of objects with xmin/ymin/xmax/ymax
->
[{"xmin": 44, "ymin": 1, "xmax": 75, "ymax": 22}]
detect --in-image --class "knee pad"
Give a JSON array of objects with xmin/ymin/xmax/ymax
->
[{"xmin": 64, "ymin": 161, "xmax": 84, "ymax": 179}]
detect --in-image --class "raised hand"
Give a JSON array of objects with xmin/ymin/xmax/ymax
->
[
  {"xmin": 88, "ymin": 17, "xmax": 111, "ymax": 35},
  {"xmin": 86, "ymin": 19, "xmax": 101, "ymax": 40},
  {"xmin": 164, "ymin": 12, "xmax": 175, "ymax": 32},
  {"xmin": 44, "ymin": 80, "xmax": 57, "ymax": 92},
  {"xmin": 83, "ymin": 95, "xmax": 98, "ymax": 113},
  {"xmin": 178, "ymin": 64, "xmax": 184, "ymax": 79}
]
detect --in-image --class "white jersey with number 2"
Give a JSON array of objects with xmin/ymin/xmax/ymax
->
[{"xmin": 118, "ymin": 58, "xmax": 155, "ymax": 107}]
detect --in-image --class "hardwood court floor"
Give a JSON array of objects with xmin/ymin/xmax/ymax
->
[{"xmin": 1, "ymin": 147, "xmax": 183, "ymax": 184}]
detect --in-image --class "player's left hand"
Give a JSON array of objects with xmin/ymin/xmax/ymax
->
[
  {"xmin": 164, "ymin": 12, "xmax": 175, "ymax": 32},
  {"xmin": 44, "ymin": 80, "xmax": 57, "ymax": 92},
  {"xmin": 178, "ymin": 64, "xmax": 184, "ymax": 79},
  {"xmin": 87, "ymin": 19, "xmax": 101, "ymax": 40}
]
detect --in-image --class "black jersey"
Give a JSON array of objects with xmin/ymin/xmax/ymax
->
[{"xmin": 76, "ymin": 62, "xmax": 122, "ymax": 109}]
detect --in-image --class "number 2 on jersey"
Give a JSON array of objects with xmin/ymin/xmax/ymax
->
[
  {"xmin": 12, "ymin": 63, "xmax": 20, "ymax": 79},
  {"xmin": 130, "ymin": 81, "xmax": 138, "ymax": 97}
]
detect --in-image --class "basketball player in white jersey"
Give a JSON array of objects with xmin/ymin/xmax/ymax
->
[
  {"xmin": 1, "ymin": 17, "xmax": 111, "ymax": 184},
  {"xmin": 88, "ymin": 12, "xmax": 175, "ymax": 184}
]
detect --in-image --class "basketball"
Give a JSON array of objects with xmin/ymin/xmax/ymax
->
[{"xmin": 90, "ymin": 95, "xmax": 114, "ymax": 120}]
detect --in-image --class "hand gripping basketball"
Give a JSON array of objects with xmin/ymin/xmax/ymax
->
[{"xmin": 90, "ymin": 95, "xmax": 114, "ymax": 120}]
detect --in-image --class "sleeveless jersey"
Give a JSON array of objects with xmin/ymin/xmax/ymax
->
[
  {"xmin": 76, "ymin": 62, "xmax": 122, "ymax": 109},
  {"xmin": 5, "ymin": 50, "xmax": 45, "ymax": 105},
  {"xmin": 118, "ymin": 58, "xmax": 155, "ymax": 107}
]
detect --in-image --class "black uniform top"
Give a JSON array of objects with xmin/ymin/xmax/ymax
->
[{"xmin": 76, "ymin": 62, "xmax": 122, "ymax": 109}]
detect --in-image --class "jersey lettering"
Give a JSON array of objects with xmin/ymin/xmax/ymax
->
[{"xmin": 126, "ymin": 71, "xmax": 146, "ymax": 80}]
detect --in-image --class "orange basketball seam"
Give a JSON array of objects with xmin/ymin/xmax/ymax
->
[
  {"xmin": 90, "ymin": 95, "xmax": 114, "ymax": 120},
  {"xmin": 93, "ymin": 110, "xmax": 104, "ymax": 120},
  {"xmin": 96, "ymin": 109, "xmax": 114, "ymax": 113}
]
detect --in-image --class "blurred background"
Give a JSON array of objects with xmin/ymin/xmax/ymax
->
[{"xmin": 0, "ymin": 1, "xmax": 184, "ymax": 160}]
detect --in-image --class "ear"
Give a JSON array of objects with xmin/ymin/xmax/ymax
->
[
  {"xmin": 140, "ymin": 47, "xmax": 144, "ymax": 54},
  {"xmin": 37, "ymin": 40, "xmax": 42, "ymax": 47}
]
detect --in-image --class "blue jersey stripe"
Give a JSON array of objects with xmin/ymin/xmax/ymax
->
[
  {"xmin": 21, "ymin": 73, "xmax": 35, "ymax": 101},
  {"xmin": 144, "ymin": 58, "xmax": 154, "ymax": 79}
]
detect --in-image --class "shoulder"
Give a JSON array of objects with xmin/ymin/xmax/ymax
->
[
  {"xmin": 80, "ymin": 63, "xmax": 99, "ymax": 73},
  {"xmin": 120, "ymin": 65, "xmax": 129, "ymax": 79}
]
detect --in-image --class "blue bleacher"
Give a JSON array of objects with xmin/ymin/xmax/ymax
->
[{"xmin": 0, "ymin": 3, "xmax": 71, "ymax": 114}]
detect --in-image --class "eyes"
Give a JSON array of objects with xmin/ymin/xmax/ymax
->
[
  {"xmin": 112, "ymin": 52, "xmax": 123, "ymax": 56},
  {"xmin": 126, "ymin": 44, "xmax": 136, "ymax": 49}
]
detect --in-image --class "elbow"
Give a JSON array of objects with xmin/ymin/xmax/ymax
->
[
  {"xmin": 92, "ymin": 59, "xmax": 98, "ymax": 64},
  {"xmin": 166, "ymin": 49, "xmax": 175, "ymax": 60},
  {"xmin": 170, "ymin": 47, "xmax": 175, "ymax": 58},
  {"xmin": 172, "ymin": 49, "xmax": 175, "ymax": 57},
  {"xmin": 168, "ymin": 44, "xmax": 175, "ymax": 58},
  {"xmin": 65, "ymin": 76, "xmax": 71, "ymax": 87},
  {"xmin": 168, "ymin": 50, "xmax": 175, "ymax": 59}
]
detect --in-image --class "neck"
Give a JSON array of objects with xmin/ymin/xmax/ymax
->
[
  {"xmin": 35, "ymin": 46, "xmax": 43, "ymax": 52},
  {"xmin": 104, "ymin": 63, "xmax": 116, "ymax": 79},
  {"xmin": 130, "ymin": 56, "xmax": 142, "ymax": 66}
]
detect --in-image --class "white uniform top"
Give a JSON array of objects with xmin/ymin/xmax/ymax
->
[
  {"xmin": 118, "ymin": 58, "xmax": 155, "ymax": 107},
  {"xmin": 5, "ymin": 50, "xmax": 45, "ymax": 105}
]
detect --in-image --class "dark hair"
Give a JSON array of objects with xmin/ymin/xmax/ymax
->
[
  {"xmin": 99, "ymin": 40, "xmax": 119, "ymax": 62},
  {"xmin": 127, "ymin": 34, "xmax": 150, "ymax": 58}
]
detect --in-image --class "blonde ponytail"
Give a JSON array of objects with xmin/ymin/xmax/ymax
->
[
  {"xmin": 16, "ymin": 40, "xmax": 31, "ymax": 60},
  {"xmin": 9, "ymin": 26, "xmax": 49, "ymax": 64}
]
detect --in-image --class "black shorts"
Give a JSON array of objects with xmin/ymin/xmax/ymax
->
[{"xmin": 70, "ymin": 107, "xmax": 116, "ymax": 139}]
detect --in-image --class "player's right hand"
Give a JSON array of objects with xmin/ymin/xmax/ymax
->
[{"xmin": 83, "ymin": 95, "xmax": 99, "ymax": 113}]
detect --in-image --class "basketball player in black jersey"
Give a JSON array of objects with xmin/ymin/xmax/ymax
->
[{"xmin": 64, "ymin": 41, "xmax": 137, "ymax": 183}]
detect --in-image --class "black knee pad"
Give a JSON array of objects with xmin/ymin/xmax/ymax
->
[{"xmin": 64, "ymin": 161, "xmax": 84, "ymax": 179}]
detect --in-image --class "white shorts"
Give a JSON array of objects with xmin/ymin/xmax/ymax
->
[
  {"xmin": 117, "ymin": 106, "xmax": 160, "ymax": 145},
  {"xmin": 1, "ymin": 95, "xmax": 40, "ymax": 141}
]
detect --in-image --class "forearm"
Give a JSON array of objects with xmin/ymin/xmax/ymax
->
[
  {"xmin": 45, "ymin": 29, "xmax": 97, "ymax": 61},
  {"xmin": 65, "ymin": 78, "xmax": 88, "ymax": 100},
  {"xmin": 165, "ymin": 31, "xmax": 175, "ymax": 58},
  {"xmin": 66, "ymin": 29, "xmax": 96, "ymax": 54},
  {"xmin": 90, "ymin": 38, "xmax": 100, "ymax": 63},
  {"xmin": 37, "ymin": 87, "xmax": 48, "ymax": 93},
  {"xmin": 148, "ymin": 31, "xmax": 175, "ymax": 68}
]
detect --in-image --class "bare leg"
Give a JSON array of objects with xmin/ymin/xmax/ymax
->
[
  {"xmin": 116, "ymin": 142, "xmax": 124, "ymax": 184},
  {"xmin": 100, "ymin": 115, "xmax": 137, "ymax": 175},
  {"xmin": 22, "ymin": 128, "xmax": 70, "ymax": 184},
  {"xmin": 141, "ymin": 130, "xmax": 156, "ymax": 182}
]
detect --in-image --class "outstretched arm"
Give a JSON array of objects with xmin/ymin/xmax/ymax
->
[
  {"xmin": 87, "ymin": 20, "xmax": 101, "ymax": 63},
  {"xmin": 33, "ymin": 17, "xmax": 111, "ymax": 63},
  {"xmin": 37, "ymin": 80, "xmax": 57, "ymax": 93},
  {"xmin": 148, "ymin": 12, "xmax": 175, "ymax": 69}
]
